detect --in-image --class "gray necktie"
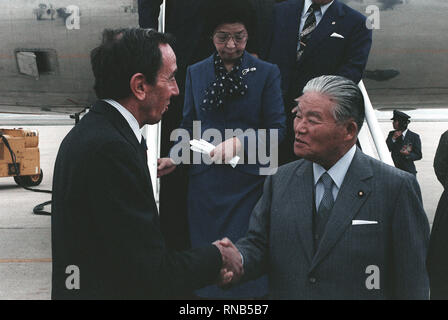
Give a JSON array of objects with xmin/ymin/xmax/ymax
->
[
  {"xmin": 318, "ymin": 172, "xmax": 334, "ymax": 213},
  {"xmin": 314, "ymin": 172, "xmax": 334, "ymax": 247}
]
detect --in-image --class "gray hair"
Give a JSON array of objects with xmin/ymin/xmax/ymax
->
[{"xmin": 302, "ymin": 75, "xmax": 365, "ymax": 131}]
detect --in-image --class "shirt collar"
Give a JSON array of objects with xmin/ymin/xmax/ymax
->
[
  {"xmin": 103, "ymin": 99, "xmax": 142, "ymax": 143},
  {"xmin": 303, "ymin": 0, "xmax": 334, "ymax": 16},
  {"xmin": 313, "ymin": 144, "xmax": 357, "ymax": 189},
  {"xmin": 402, "ymin": 129, "xmax": 408, "ymax": 137}
]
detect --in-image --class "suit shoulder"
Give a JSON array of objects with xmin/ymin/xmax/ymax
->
[
  {"xmin": 275, "ymin": 0, "xmax": 294, "ymax": 11},
  {"xmin": 340, "ymin": 2, "xmax": 368, "ymax": 21},
  {"xmin": 273, "ymin": 159, "xmax": 306, "ymax": 180},
  {"xmin": 247, "ymin": 54, "xmax": 280, "ymax": 74},
  {"xmin": 59, "ymin": 111, "xmax": 131, "ymax": 158},
  {"xmin": 187, "ymin": 55, "xmax": 212, "ymax": 74},
  {"xmin": 439, "ymin": 131, "xmax": 448, "ymax": 146},
  {"xmin": 253, "ymin": 56, "xmax": 278, "ymax": 70},
  {"xmin": 363, "ymin": 153, "xmax": 416, "ymax": 182}
]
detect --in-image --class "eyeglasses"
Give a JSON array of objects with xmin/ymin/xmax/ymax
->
[{"xmin": 213, "ymin": 32, "xmax": 248, "ymax": 44}]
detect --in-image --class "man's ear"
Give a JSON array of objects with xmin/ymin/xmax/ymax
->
[
  {"xmin": 130, "ymin": 73, "xmax": 148, "ymax": 101},
  {"xmin": 345, "ymin": 120, "xmax": 358, "ymax": 142}
]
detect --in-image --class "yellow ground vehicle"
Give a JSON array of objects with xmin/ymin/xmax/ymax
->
[{"xmin": 0, "ymin": 128, "xmax": 43, "ymax": 187}]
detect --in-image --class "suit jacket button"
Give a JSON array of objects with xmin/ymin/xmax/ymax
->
[{"xmin": 309, "ymin": 277, "xmax": 317, "ymax": 284}]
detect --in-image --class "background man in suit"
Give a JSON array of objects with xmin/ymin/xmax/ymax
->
[
  {"xmin": 219, "ymin": 76, "xmax": 430, "ymax": 299},
  {"xmin": 138, "ymin": 0, "xmax": 277, "ymax": 252},
  {"xmin": 427, "ymin": 130, "xmax": 448, "ymax": 299},
  {"xmin": 51, "ymin": 28, "xmax": 241, "ymax": 299},
  {"xmin": 386, "ymin": 110, "xmax": 422, "ymax": 176},
  {"xmin": 267, "ymin": 0, "xmax": 372, "ymax": 164}
]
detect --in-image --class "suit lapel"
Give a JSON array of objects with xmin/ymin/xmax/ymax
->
[
  {"xmin": 310, "ymin": 149, "xmax": 373, "ymax": 271},
  {"xmin": 404, "ymin": 130, "xmax": 412, "ymax": 145},
  {"xmin": 290, "ymin": 0, "xmax": 305, "ymax": 53},
  {"xmin": 298, "ymin": 0, "xmax": 344, "ymax": 66},
  {"xmin": 194, "ymin": 54, "xmax": 215, "ymax": 102},
  {"xmin": 291, "ymin": 160, "xmax": 315, "ymax": 264},
  {"xmin": 241, "ymin": 50, "xmax": 251, "ymax": 73},
  {"xmin": 203, "ymin": 54, "xmax": 216, "ymax": 84},
  {"xmin": 195, "ymin": 54, "xmax": 218, "ymax": 120}
]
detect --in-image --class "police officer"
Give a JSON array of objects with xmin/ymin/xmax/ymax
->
[{"xmin": 386, "ymin": 110, "xmax": 422, "ymax": 176}]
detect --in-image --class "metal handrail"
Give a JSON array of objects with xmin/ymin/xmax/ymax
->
[
  {"xmin": 359, "ymin": 80, "xmax": 394, "ymax": 166},
  {"xmin": 142, "ymin": 1, "xmax": 166, "ymax": 206}
]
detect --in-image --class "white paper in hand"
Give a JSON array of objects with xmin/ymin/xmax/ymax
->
[{"xmin": 189, "ymin": 139, "xmax": 240, "ymax": 168}]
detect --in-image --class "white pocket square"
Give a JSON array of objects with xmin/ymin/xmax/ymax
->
[
  {"xmin": 330, "ymin": 32, "xmax": 344, "ymax": 39},
  {"xmin": 352, "ymin": 220, "xmax": 378, "ymax": 225}
]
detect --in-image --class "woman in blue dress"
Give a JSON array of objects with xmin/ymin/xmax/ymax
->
[{"xmin": 158, "ymin": 0, "xmax": 286, "ymax": 298}]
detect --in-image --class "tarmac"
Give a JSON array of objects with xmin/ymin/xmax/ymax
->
[
  {"xmin": 0, "ymin": 119, "xmax": 447, "ymax": 300},
  {"xmin": 0, "ymin": 125, "xmax": 68, "ymax": 299}
]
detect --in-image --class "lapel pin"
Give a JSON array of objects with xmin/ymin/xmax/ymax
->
[
  {"xmin": 358, "ymin": 191, "xmax": 364, "ymax": 198},
  {"xmin": 242, "ymin": 67, "xmax": 257, "ymax": 75}
]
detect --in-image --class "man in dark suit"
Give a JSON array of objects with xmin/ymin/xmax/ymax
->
[
  {"xmin": 218, "ymin": 76, "xmax": 430, "ymax": 299},
  {"xmin": 138, "ymin": 0, "xmax": 277, "ymax": 252},
  {"xmin": 427, "ymin": 130, "xmax": 448, "ymax": 299},
  {"xmin": 267, "ymin": 0, "xmax": 372, "ymax": 164},
  {"xmin": 386, "ymin": 110, "xmax": 422, "ymax": 176},
  {"xmin": 51, "ymin": 28, "xmax": 242, "ymax": 299}
]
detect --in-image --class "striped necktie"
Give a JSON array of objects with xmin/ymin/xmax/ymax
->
[{"xmin": 297, "ymin": 3, "xmax": 321, "ymax": 61}]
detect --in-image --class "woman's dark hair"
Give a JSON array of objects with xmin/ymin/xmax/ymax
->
[
  {"xmin": 203, "ymin": 0, "xmax": 258, "ymax": 53},
  {"xmin": 90, "ymin": 28, "xmax": 174, "ymax": 100}
]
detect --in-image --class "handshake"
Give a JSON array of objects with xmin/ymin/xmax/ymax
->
[{"xmin": 213, "ymin": 238, "xmax": 244, "ymax": 287}]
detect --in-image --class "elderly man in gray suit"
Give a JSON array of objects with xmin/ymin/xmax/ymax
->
[{"xmin": 218, "ymin": 75, "xmax": 430, "ymax": 299}]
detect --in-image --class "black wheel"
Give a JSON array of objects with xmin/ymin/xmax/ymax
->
[{"xmin": 14, "ymin": 169, "xmax": 44, "ymax": 187}]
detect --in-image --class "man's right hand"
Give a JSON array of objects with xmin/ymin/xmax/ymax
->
[
  {"xmin": 393, "ymin": 130, "xmax": 403, "ymax": 140},
  {"xmin": 213, "ymin": 238, "xmax": 244, "ymax": 286}
]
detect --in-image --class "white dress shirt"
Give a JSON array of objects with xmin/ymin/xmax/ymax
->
[
  {"xmin": 297, "ymin": 0, "xmax": 334, "ymax": 51},
  {"xmin": 392, "ymin": 128, "xmax": 408, "ymax": 143},
  {"xmin": 313, "ymin": 144, "xmax": 356, "ymax": 210},
  {"xmin": 103, "ymin": 99, "xmax": 142, "ymax": 143}
]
